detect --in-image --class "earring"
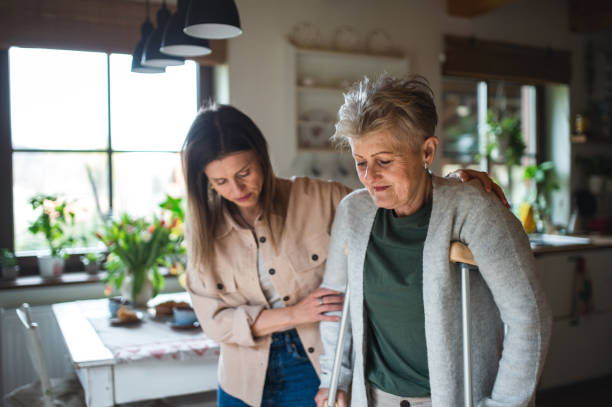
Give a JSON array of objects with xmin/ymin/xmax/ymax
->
[
  {"xmin": 208, "ymin": 182, "xmax": 215, "ymax": 193},
  {"xmin": 424, "ymin": 162, "xmax": 429, "ymax": 170}
]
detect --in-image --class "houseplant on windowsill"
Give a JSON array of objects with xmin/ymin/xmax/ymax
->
[
  {"xmin": 96, "ymin": 196, "xmax": 185, "ymax": 307},
  {"xmin": 0, "ymin": 249, "xmax": 20, "ymax": 280},
  {"xmin": 28, "ymin": 194, "xmax": 76, "ymax": 279}
]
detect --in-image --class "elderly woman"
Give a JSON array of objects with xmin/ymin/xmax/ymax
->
[{"xmin": 315, "ymin": 75, "xmax": 552, "ymax": 407}]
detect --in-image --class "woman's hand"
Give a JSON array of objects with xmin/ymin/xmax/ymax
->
[
  {"xmin": 289, "ymin": 287, "xmax": 344, "ymax": 326},
  {"xmin": 446, "ymin": 169, "xmax": 510, "ymax": 208},
  {"xmin": 315, "ymin": 388, "xmax": 349, "ymax": 407}
]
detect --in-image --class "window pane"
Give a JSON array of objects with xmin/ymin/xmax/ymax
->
[
  {"xmin": 441, "ymin": 77, "xmax": 479, "ymax": 163},
  {"xmin": 13, "ymin": 152, "xmax": 109, "ymax": 252},
  {"xmin": 9, "ymin": 47, "xmax": 108, "ymax": 150},
  {"xmin": 112, "ymin": 152, "xmax": 184, "ymax": 218},
  {"xmin": 109, "ymin": 54, "xmax": 197, "ymax": 151}
]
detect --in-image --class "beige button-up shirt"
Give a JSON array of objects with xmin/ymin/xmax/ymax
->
[{"xmin": 186, "ymin": 176, "xmax": 350, "ymax": 406}]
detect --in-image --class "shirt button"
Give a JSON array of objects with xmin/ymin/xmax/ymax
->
[
  {"xmin": 400, "ymin": 401, "xmax": 410, "ymax": 407},
  {"xmin": 217, "ymin": 283, "xmax": 224, "ymax": 290},
  {"xmin": 259, "ymin": 236, "xmax": 266, "ymax": 243},
  {"xmin": 283, "ymin": 296, "xmax": 290, "ymax": 302},
  {"xmin": 307, "ymin": 347, "xmax": 315, "ymax": 353},
  {"xmin": 268, "ymin": 268, "xmax": 276, "ymax": 275},
  {"xmin": 311, "ymin": 254, "xmax": 319, "ymax": 261}
]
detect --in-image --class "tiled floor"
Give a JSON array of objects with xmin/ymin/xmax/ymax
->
[{"xmin": 536, "ymin": 375, "xmax": 611, "ymax": 407}]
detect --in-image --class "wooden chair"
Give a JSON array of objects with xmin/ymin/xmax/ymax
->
[{"xmin": 4, "ymin": 303, "xmax": 85, "ymax": 407}]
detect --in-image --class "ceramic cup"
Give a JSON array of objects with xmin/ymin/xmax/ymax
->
[
  {"xmin": 173, "ymin": 305, "xmax": 197, "ymax": 326},
  {"xmin": 108, "ymin": 296, "xmax": 130, "ymax": 318}
]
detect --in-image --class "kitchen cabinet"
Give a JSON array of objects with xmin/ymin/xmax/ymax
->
[
  {"xmin": 287, "ymin": 43, "xmax": 409, "ymax": 151},
  {"xmin": 536, "ymin": 247, "xmax": 612, "ymax": 389}
]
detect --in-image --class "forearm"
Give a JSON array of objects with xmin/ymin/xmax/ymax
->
[{"xmin": 251, "ymin": 306, "xmax": 298, "ymax": 337}]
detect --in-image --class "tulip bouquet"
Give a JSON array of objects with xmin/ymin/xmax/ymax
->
[{"xmin": 96, "ymin": 196, "xmax": 185, "ymax": 302}]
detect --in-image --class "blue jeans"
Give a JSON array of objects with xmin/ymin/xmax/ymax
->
[{"xmin": 217, "ymin": 329, "xmax": 320, "ymax": 407}]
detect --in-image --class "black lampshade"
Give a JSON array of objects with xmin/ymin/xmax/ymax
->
[
  {"xmin": 184, "ymin": 0, "xmax": 242, "ymax": 40},
  {"xmin": 132, "ymin": 19, "xmax": 166, "ymax": 73},
  {"xmin": 160, "ymin": 0, "xmax": 212, "ymax": 57},
  {"xmin": 142, "ymin": 2, "xmax": 185, "ymax": 68}
]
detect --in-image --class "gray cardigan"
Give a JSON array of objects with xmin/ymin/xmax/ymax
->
[{"xmin": 319, "ymin": 176, "xmax": 552, "ymax": 407}]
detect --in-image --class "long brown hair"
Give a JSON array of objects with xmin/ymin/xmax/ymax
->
[{"xmin": 182, "ymin": 104, "xmax": 285, "ymax": 272}]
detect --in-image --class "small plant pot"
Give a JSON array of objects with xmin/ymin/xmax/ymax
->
[
  {"xmin": 1, "ymin": 265, "xmax": 20, "ymax": 280},
  {"xmin": 85, "ymin": 262, "xmax": 100, "ymax": 274},
  {"xmin": 38, "ymin": 256, "xmax": 65, "ymax": 279}
]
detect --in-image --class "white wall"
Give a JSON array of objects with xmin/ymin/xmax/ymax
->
[{"xmin": 224, "ymin": 0, "xmax": 585, "ymax": 177}]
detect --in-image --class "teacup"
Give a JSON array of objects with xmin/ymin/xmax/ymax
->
[
  {"xmin": 108, "ymin": 296, "xmax": 130, "ymax": 318},
  {"xmin": 173, "ymin": 305, "xmax": 197, "ymax": 326}
]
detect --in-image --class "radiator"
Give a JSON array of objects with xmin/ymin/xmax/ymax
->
[{"xmin": 1, "ymin": 305, "xmax": 74, "ymax": 405}]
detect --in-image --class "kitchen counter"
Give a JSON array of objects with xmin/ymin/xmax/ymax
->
[{"xmin": 530, "ymin": 234, "xmax": 612, "ymax": 256}]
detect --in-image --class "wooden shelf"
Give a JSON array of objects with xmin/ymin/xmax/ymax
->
[
  {"xmin": 571, "ymin": 134, "xmax": 612, "ymax": 144},
  {"xmin": 289, "ymin": 40, "xmax": 405, "ymax": 59}
]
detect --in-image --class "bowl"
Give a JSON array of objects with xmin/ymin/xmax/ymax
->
[{"xmin": 173, "ymin": 305, "xmax": 198, "ymax": 327}]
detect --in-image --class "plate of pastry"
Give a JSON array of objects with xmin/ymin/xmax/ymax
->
[{"xmin": 110, "ymin": 306, "xmax": 144, "ymax": 326}]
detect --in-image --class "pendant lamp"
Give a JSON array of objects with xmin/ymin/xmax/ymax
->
[
  {"xmin": 131, "ymin": 1, "xmax": 165, "ymax": 73},
  {"xmin": 142, "ymin": 1, "xmax": 185, "ymax": 67},
  {"xmin": 184, "ymin": 0, "xmax": 242, "ymax": 40},
  {"xmin": 160, "ymin": 0, "xmax": 212, "ymax": 57}
]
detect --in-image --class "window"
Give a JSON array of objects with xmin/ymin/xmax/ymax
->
[
  {"xmin": 8, "ymin": 47, "xmax": 198, "ymax": 256},
  {"xmin": 441, "ymin": 76, "xmax": 537, "ymax": 208}
]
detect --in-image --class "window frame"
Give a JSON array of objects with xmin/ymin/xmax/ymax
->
[{"xmin": 0, "ymin": 48, "xmax": 214, "ymax": 275}]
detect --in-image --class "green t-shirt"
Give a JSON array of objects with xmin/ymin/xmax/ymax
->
[{"xmin": 364, "ymin": 202, "xmax": 432, "ymax": 397}]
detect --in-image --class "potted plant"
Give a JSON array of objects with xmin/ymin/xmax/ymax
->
[
  {"xmin": 81, "ymin": 252, "xmax": 104, "ymax": 274},
  {"xmin": 96, "ymin": 196, "xmax": 185, "ymax": 307},
  {"xmin": 0, "ymin": 249, "xmax": 20, "ymax": 280},
  {"xmin": 523, "ymin": 161, "xmax": 559, "ymax": 233},
  {"xmin": 28, "ymin": 194, "xmax": 76, "ymax": 278},
  {"xmin": 486, "ymin": 110, "xmax": 526, "ymax": 193}
]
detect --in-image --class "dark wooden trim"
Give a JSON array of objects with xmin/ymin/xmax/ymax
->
[
  {"xmin": 569, "ymin": 0, "xmax": 612, "ymax": 33},
  {"xmin": 0, "ymin": 49, "xmax": 14, "ymax": 252},
  {"xmin": 198, "ymin": 65, "xmax": 215, "ymax": 108},
  {"xmin": 446, "ymin": 0, "xmax": 517, "ymax": 17},
  {"xmin": 536, "ymin": 85, "xmax": 547, "ymax": 164},
  {"xmin": 443, "ymin": 35, "xmax": 571, "ymax": 85}
]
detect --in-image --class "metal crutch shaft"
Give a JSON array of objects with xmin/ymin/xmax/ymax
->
[
  {"xmin": 461, "ymin": 263, "xmax": 473, "ymax": 407},
  {"xmin": 326, "ymin": 284, "xmax": 351, "ymax": 407}
]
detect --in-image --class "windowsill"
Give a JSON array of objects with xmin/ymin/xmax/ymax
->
[
  {"xmin": 0, "ymin": 271, "xmax": 107, "ymax": 290},
  {"xmin": 0, "ymin": 272, "xmax": 177, "ymax": 290}
]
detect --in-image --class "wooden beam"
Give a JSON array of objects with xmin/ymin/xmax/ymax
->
[
  {"xmin": 0, "ymin": 0, "xmax": 226, "ymax": 64},
  {"xmin": 447, "ymin": 0, "xmax": 517, "ymax": 17},
  {"xmin": 569, "ymin": 0, "xmax": 612, "ymax": 33},
  {"xmin": 443, "ymin": 35, "xmax": 571, "ymax": 85}
]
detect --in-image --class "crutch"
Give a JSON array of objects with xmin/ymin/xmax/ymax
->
[
  {"xmin": 326, "ymin": 242, "xmax": 477, "ymax": 407},
  {"xmin": 450, "ymin": 241, "xmax": 478, "ymax": 407},
  {"xmin": 325, "ymin": 283, "xmax": 350, "ymax": 407}
]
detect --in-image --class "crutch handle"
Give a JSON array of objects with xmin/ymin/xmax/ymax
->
[{"xmin": 450, "ymin": 242, "xmax": 477, "ymax": 266}]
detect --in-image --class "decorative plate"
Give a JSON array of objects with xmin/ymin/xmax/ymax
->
[
  {"xmin": 168, "ymin": 320, "xmax": 201, "ymax": 330},
  {"xmin": 366, "ymin": 29, "xmax": 393, "ymax": 54},
  {"xmin": 289, "ymin": 22, "xmax": 321, "ymax": 48},
  {"xmin": 334, "ymin": 26, "xmax": 361, "ymax": 51},
  {"xmin": 110, "ymin": 311, "xmax": 144, "ymax": 326}
]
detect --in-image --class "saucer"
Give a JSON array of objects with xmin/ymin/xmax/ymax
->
[
  {"xmin": 110, "ymin": 311, "xmax": 144, "ymax": 326},
  {"xmin": 168, "ymin": 320, "xmax": 201, "ymax": 330}
]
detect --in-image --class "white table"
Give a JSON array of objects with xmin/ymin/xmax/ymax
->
[{"xmin": 52, "ymin": 293, "xmax": 219, "ymax": 407}]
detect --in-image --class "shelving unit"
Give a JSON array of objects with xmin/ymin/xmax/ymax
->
[{"xmin": 287, "ymin": 43, "xmax": 410, "ymax": 150}]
